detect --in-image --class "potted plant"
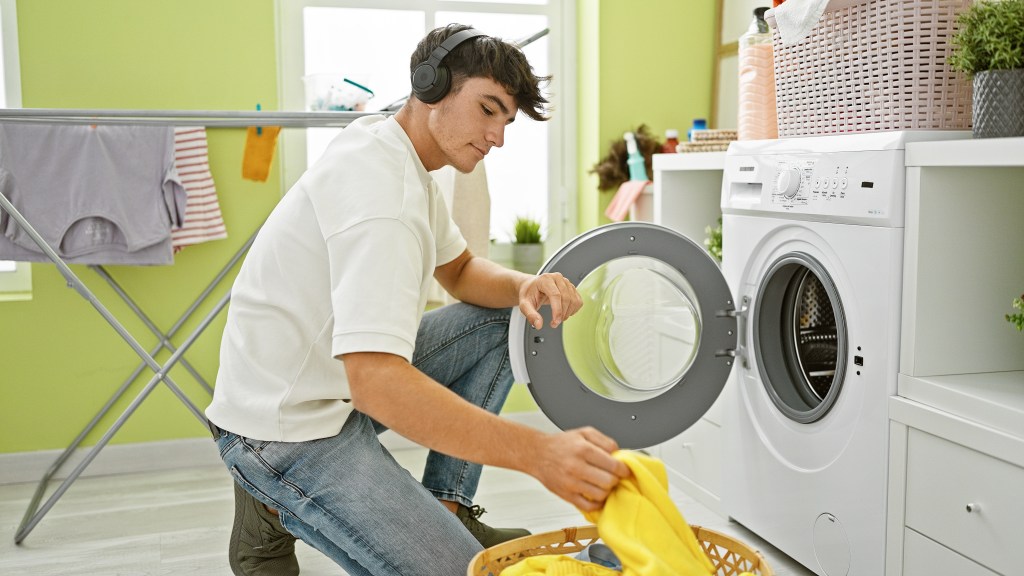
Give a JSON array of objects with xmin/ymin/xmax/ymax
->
[
  {"xmin": 949, "ymin": 0, "xmax": 1024, "ymax": 138},
  {"xmin": 1008, "ymin": 293, "xmax": 1024, "ymax": 332},
  {"xmin": 511, "ymin": 216, "xmax": 544, "ymax": 274}
]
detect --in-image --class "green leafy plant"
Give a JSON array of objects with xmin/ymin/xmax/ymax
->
[
  {"xmin": 513, "ymin": 216, "xmax": 543, "ymax": 244},
  {"xmin": 704, "ymin": 216, "xmax": 723, "ymax": 262},
  {"xmin": 949, "ymin": 0, "xmax": 1024, "ymax": 76},
  {"xmin": 1008, "ymin": 293, "xmax": 1024, "ymax": 332}
]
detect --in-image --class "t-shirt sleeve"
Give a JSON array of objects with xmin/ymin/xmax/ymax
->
[{"xmin": 327, "ymin": 217, "xmax": 424, "ymax": 361}]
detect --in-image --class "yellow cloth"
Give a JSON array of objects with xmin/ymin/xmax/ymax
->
[
  {"xmin": 500, "ymin": 555, "xmax": 620, "ymax": 576},
  {"xmin": 583, "ymin": 451, "xmax": 715, "ymax": 576},
  {"xmin": 501, "ymin": 451, "xmax": 719, "ymax": 576},
  {"xmin": 241, "ymin": 125, "xmax": 281, "ymax": 182}
]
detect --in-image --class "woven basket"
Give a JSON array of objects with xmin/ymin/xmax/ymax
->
[
  {"xmin": 467, "ymin": 525, "xmax": 774, "ymax": 576},
  {"xmin": 767, "ymin": 0, "xmax": 973, "ymax": 137}
]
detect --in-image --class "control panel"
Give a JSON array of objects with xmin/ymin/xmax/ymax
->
[{"xmin": 721, "ymin": 148, "xmax": 907, "ymax": 226}]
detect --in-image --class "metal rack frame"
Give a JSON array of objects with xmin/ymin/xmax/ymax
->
[{"xmin": 0, "ymin": 108, "xmax": 377, "ymax": 543}]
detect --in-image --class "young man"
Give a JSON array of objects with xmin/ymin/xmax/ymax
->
[{"xmin": 205, "ymin": 24, "xmax": 630, "ymax": 576}]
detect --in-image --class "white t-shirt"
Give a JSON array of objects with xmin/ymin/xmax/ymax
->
[{"xmin": 206, "ymin": 115, "xmax": 467, "ymax": 442}]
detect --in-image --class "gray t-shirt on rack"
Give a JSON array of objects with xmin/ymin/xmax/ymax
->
[{"xmin": 0, "ymin": 123, "xmax": 186, "ymax": 265}]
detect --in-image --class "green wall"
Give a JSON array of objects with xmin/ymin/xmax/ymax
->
[
  {"xmin": 578, "ymin": 0, "xmax": 717, "ymax": 231},
  {"xmin": 0, "ymin": 0, "xmax": 716, "ymax": 452}
]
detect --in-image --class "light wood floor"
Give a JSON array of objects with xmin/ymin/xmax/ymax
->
[{"xmin": 0, "ymin": 447, "xmax": 815, "ymax": 575}]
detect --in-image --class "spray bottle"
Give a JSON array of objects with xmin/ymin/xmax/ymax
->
[{"xmin": 623, "ymin": 132, "xmax": 648, "ymax": 181}]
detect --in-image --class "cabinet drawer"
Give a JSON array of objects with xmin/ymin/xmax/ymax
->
[
  {"xmin": 905, "ymin": 429, "xmax": 1024, "ymax": 575},
  {"xmin": 658, "ymin": 417, "xmax": 721, "ymax": 496},
  {"xmin": 903, "ymin": 528, "xmax": 997, "ymax": 576}
]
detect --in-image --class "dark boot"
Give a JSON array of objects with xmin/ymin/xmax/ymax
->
[
  {"xmin": 228, "ymin": 482, "xmax": 299, "ymax": 576},
  {"xmin": 456, "ymin": 504, "xmax": 530, "ymax": 548}
]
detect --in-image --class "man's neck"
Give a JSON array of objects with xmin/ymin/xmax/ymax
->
[{"xmin": 395, "ymin": 103, "xmax": 443, "ymax": 172}]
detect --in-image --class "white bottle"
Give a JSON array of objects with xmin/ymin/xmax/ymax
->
[{"xmin": 738, "ymin": 7, "xmax": 778, "ymax": 140}]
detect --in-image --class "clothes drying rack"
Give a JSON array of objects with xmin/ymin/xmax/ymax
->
[{"xmin": 0, "ymin": 108, "xmax": 378, "ymax": 544}]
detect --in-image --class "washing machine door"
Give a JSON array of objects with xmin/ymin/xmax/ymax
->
[{"xmin": 509, "ymin": 222, "xmax": 737, "ymax": 449}]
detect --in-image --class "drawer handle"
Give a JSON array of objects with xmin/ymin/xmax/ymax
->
[{"xmin": 965, "ymin": 503, "xmax": 980, "ymax": 514}]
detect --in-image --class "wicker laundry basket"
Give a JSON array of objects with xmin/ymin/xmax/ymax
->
[
  {"xmin": 467, "ymin": 524, "xmax": 773, "ymax": 576},
  {"xmin": 767, "ymin": 0, "xmax": 973, "ymax": 136}
]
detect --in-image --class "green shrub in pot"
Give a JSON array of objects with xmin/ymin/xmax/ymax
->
[{"xmin": 949, "ymin": 0, "xmax": 1024, "ymax": 138}]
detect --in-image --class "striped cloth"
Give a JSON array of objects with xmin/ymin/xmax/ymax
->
[{"xmin": 172, "ymin": 127, "xmax": 227, "ymax": 250}]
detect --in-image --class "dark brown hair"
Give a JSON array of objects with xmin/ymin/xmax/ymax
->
[{"xmin": 410, "ymin": 24, "xmax": 551, "ymax": 121}]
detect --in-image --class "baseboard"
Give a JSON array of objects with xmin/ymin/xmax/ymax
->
[{"xmin": 0, "ymin": 410, "xmax": 561, "ymax": 486}]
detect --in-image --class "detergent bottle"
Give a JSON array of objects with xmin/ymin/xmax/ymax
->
[{"xmin": 738, "ymin": 7, "xmax": 778, "ymax": 140}]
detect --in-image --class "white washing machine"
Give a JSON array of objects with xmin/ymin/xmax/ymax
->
[{"xmin": 720, "ymin": 131, "xmax": 968, "ymax": 576}]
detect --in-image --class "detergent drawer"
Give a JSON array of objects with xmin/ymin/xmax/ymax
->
[{"xmin": 904, "ymin": 428, "xmax": 1024, "ymax": 575}]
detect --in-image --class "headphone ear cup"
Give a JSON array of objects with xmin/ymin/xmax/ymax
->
[
  {"xmin": 411, "ymin": 62, "xmax": 437, "ymax": 96},
  {"xmin": 414, "ymin": 64, "xmax": 450, "ymax": 104}
]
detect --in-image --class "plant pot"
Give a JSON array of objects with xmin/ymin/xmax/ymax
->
[
  {"xmin": 512, "ymin": 243, "xmax": 544, "ymax": 274},
  {"xmin": 972, "ymin": 69, "xmax": 1024, "ymax": 138}
]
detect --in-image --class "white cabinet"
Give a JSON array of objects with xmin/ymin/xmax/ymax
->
[
  {"xmin": 652, "ymin": 152, "xmax": 725, "ymax": 245},
  {"xmin": 900, "ymin": 138, "xmax": 1024, "ymax": 377},
  {"xmin": 650, "ymin": 151, "xmax": 726, "ymax": 513},
  {"xmin": 889, "ymin": 138, "xmax": 1024, "ymax": 576},
  {"xmin": 888, "ymin": 374, "xmax": 1024, "ymax": 576}
]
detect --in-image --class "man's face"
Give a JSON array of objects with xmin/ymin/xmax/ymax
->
[{"xmin": 427, "ymin": 76, "xmax": 517, "ymax": 173}]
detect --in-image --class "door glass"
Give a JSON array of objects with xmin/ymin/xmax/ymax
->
[
  {"xmin": 754, "ymin": 254, "xmax": 847, "ymax": 423},
  {"xmin": 562, "ymin": 256, "xmax": 701, "ymax": 403}
]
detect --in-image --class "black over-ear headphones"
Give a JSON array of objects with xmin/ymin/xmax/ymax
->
[{"xmin": 411, "ymin": 28, "xmax": 486, "ymax": 104}]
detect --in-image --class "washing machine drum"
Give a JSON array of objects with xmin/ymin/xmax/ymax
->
[
  {"xmin": 509, "ymin": 222, "xmax": 737, "ymax": 449},
  {"xmin": 753, "ymin": 253, "xmax": 848, "ymax": 423}
]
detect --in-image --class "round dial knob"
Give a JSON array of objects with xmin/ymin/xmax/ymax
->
[{"xmin": 777, "ymin": 168, "xmax": 802, "ymax": 198}]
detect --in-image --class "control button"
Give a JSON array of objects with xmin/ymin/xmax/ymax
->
[
  {"xmin": 841, "ymin": 178, "xmax": 849, "ymax": 189},
  {"xmin": 777, "ymin": 168, "xmax": 802, "ymax": 198},
  {"xmin": 831, "ymin": 178, "xmax": 839, "ymax": 189}
]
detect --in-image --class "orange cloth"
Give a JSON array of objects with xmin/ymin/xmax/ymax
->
[{"xmin": 241, "ymin": 125, "xmax": 281, "ymax": 182}]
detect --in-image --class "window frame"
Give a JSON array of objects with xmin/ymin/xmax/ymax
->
[
  {"xmin": 273, "ymin": 0, "xmax": 577, "ymax": 248},
  {"xmin": 0, "ymin": 0, "xmax": 19, "ymax": 108},
  {"xmin": 0, "ymin": 0, "xmax": 30, "ymax": 301}
]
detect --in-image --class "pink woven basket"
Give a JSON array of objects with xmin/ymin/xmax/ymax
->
[{"xmin": 767, "ymin": 0, "xmax": 973, "ymax": 137}]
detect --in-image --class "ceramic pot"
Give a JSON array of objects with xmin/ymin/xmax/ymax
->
[
  {"xmin": 512, "ymin": 243, "xmax": 544, "ymax": 274},
  {"xmin": 972, "ymin": 68, "xmax": 1024, "ymax": 138}
]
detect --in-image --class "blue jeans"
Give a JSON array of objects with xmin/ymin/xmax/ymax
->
[{"xmin": 214, "ymin": 302, "xmax": 515, "ymax": 576}]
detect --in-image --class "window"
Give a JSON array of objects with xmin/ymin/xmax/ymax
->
[
  {"xmin": 275, "ymin": 0, "xmax": 576, "ymax": 247},
  {"xmin": 0, "ymin": 0, "xmax": 29, "ymax": 301}
]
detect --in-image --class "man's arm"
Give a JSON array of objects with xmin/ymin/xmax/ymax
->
[
  {"xmin": 434, "ymin": 249, "xmax": 581, "ymax": 330},
  {"xmin": 342, "ymin": 351, "xmax": 629, "ymax": 511}
]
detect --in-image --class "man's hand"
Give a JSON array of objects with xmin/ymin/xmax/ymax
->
[
  {"xmin": 526, "ymin": 427, "xmax": 631, "ymax": 512},
  {"xmin": 518, "ymin": 272, "xmax": 583, "ymax": 330}
]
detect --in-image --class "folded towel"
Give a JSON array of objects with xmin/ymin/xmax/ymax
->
[
  {"xmin": 172, "ymin": 127, "xmax": 227, "ymax": 249},
  {"xmin": 604, "ymin": 180, "xmax": 650, "ymax": 222}
]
